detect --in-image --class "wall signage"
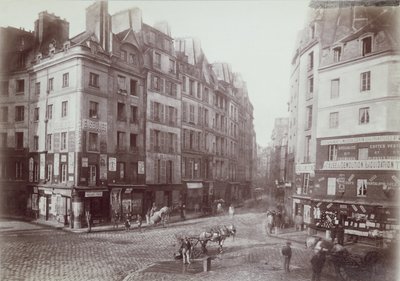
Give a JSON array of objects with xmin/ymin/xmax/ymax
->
[
  {"xmin": 85, "ymin": 192, "xmax": 103, "ymax": 197},
  {"xmin": 82, "ymin": 157, "xmax": 88, "ymax": 167},
  {"xmin": 138, "ymin": 161, "xmax": 145, "ymax": 175},
  {"xmin": 321, "ymin": 135, "xmax": 400, "ymax": 146},
  {"xmin": 109, "ymin": 157, "xmax": 117, "ymax": 172},
  {"xmin": 295, "ymin": 163, "xmax": 315, "ymax": 174},
  {"xmin": 323, "ymin": 160, "xmax": 400, "ymax": 170}
]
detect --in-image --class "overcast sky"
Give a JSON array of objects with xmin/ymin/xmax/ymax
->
[{"xmin": 0, "ymin": 0, "xmax": 310, "ymax": 147}]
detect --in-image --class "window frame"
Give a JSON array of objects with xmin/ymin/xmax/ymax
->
[
  {"xmin": 88, "ymin": 132, "xmax": 99, "ymax": 152},
  {"xmin": 16, "ymin": 79, "xmax": 25, "ymax": 94},
  {"xmin": 61, "ymin": 101, "xmax": 68, "ymax": 117},
  {"xmin": 330, "ymin": 78, "xmax": 340, "ymax": 99},
  {"xmin": 89, "ymin": 72, "xmax": 99, "ymax": 88},
  {"xmin": 62, "ymin": 73, "xmax": 69, "ymax": 88},
  {"xmin": 34, "ymin": 107, "xmax": 39, "ymax": 121},
  {"xmin": 360, "ymin": 71, "xmax": 371, "ymax": 92},
  {"xmin": 328, "ymin": 145, "xmax": 338, "ymax": 161},
  {"xmin": 15, "ymin": 106, "xmax": 25, "ymax": 122},
  {"xmin": 329, "ymin": 112, "xmax": 339, "ymax": 128},
  {"xmin": 89, "ymin": 101, "xmax": 99, "ymax": 119},
  {"xmin": 61, "ymin": 132, "xmax": 67, "ymax": 151},
  {"xmin": 359, "ymin": 107, "xmax": 370, "ymax": 125}
]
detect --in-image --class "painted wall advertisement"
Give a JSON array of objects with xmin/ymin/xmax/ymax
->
[
  {"xmin": 138, "ymin": 161, "xmax": 145, "ymax": 174},
  {"xmin": 100, "ymin": 154, "xmax": 107, "ymax": 180},
  {"xmin": 40, "ymin": 153, "xmax": 45, "ymax": 180},
  {"xmin": 109, "ymin": 157, "xmax": 116, "ymax": 172},
  {"xmin": 54, "ymin": 153, "xmax": 59, "ymax": 176},
  {"xmin": 68, "ymin": 152, "xmax": 74, "ymax": 174}
]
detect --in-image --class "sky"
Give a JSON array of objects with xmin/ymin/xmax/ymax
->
[{"xmin": 0, "ymin": 0, "xmax": 310, "ymax": 147}]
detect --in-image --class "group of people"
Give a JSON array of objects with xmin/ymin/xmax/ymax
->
[
  {"xmin": 281, "ymin": 241, "xmax": 327, "ymax": 281},
  {"xmin": 266, "ymin": 210, "xmax": 290, "ymax": 234},
  {"xmin": 112, "ymin": 211, "xmax": 142, "ymax": 231}
]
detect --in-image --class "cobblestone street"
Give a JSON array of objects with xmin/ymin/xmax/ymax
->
[{"xmin": 0, "ymin": 212, "xmax": 396, "ymax": 281}]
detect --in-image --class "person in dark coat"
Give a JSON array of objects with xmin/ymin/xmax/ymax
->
[
  {"xmin": 311, "ymin": 250, "xmax": 326, "ymax": 281},
  {"xmin": 337, "ymin": 224, "xmax": 345, "ymax": 245},
  {"xmin": 281, "ymin": 241, "xmax": 292, "ymax": 272}
]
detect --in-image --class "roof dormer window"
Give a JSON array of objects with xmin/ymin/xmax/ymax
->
[{"xmin": 361, "ymin": 36, "xmax": 372, "ymax": 56}]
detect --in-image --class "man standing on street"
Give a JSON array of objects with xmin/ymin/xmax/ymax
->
[
  {"xmin": 311, "ymin": 250, "xmax": 326, "ymax": 281},
  {"xmin": 281, "ymin": 241, "xmax": 292, "ymax": 273}
]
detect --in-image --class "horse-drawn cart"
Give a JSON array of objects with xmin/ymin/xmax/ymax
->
[{"xmin": 306, "ymin": 236, "xmax": 396, "ymax": 281}]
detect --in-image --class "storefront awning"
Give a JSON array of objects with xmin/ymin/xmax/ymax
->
[{"xmin": 187, "ymin": 182, "xmax": 203, "ymax": 189}]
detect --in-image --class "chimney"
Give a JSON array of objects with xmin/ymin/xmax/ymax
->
[
  {"xmin": 34, "ymin": 11, "xmax": 70, "ymax": 54},
  {"xmin": 86, "ymin": 1, "xmax": 110, "ymax": 52}
]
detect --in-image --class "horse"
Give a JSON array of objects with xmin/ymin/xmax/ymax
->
[
  {"xmin": 199, "ymin": 224, "xmax": 236, "ymax": 253},
  {"xmin": 306, "ymin": 236, "xmax": 334, "ymax": 253},
  {"xmin": 150, "ymin": 206, "xmax": 171, "ymax": 226}
]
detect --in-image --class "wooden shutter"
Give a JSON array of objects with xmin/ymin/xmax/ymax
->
[
  {"xmin": 150, "ymin": 101, "xmax": 154, "ymax": 120},
  {"xmin": 160, "ymin": 78, "xmax": 164, "ymax": 93},
  {"xmin": 174, "ymin": 108, "xmax": 178, "ymax": 125},
  {"xmin": 174, "ymin": 133, "xmax": 178, "ymax": 153},
  {"xmin": 182, "ymin": 102, "xmax": 187, "ymax": 122},
  {"xmin": 149, "ymin": 129, "xmax": 154, "ymax": 151},
  {"xmin": 160, "ymin": 104, "xmax": 164, "ymax": 123},
  {"xmin": 161, "ymin": 160, "xmax": 166, "ymax": 184},
  {"xmin": 165, "ymin": 105, "xmax": 170, "ymax": 124}
]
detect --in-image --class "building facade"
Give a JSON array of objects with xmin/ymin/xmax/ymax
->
[
  {"xmin": 288, "ymin": 4, "xmax": 400, "ymax": 240},
  {"xmin": 0, "ymin": 2, "xmax": 256, "ymax": 226}
]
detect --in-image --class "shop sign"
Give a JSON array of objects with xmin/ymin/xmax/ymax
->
[
  {"xmin": 323, "ymin": 160, "xmax": 400, "ymax": 170},
  {"xmin": 125, "ymin": 188, "xmax": 132, "ymax": 193},
  {"xmin": 85, "ymin": 191, "xmax": 103, "ymax": 197},
  {"xmin": 340, "ymin": 204, "xmax": 347, "ymax": 209},
  {"xmin": 295, "ymin": 163, "xmax": 315, "ymax": 174},
  {"xmin": 138, "ymin": 161, "xmax": 145, "ymax": 174},
  {"xmin": 351, "ymin": 204, "xmax": 358, "ymax": 211},
  {"xmin": 68, "ymin": 152, "xmax": 74, "ymax": 174},
  {"xmin": 44, "ymin": 190, "xmax": 52, "ymax": 195},
  {"xmin": 338, "ymin": 184, "xmax": 345, "ymax": 192},
  {"xmin": 54, "ymin": 153, "xmax": 59, "ymax": 176},
  {"xmin": 29, "ymin": 157, "xmax": 34, "ymax": 182},
  {"xmin": 321, "ymin": 135, "xmax": 400, "ymax": 146},
  {"xmin": 327, "ymin": 203, "xmax": 333, "ymax": 209},
  {"xmin": 337, "ymin": 174, "xmax": 346, "ymax": 184},
  {"xmin": 359, "ymin": 205, "xmax": 366, "ymax": 213},
  {"xmin": 33, "ymin": 187, "xmax": 38, "ymax": 193},
  {"xmin": 100, "ymin": 154, "xmax": 107, "ymax": 180},
  {"xmin": 40, "ymin": 153, "xmax": 45, "ymax": 180},
  {"xmin": 61, "ymin": 154, "xmax": 67, "ymax": 162},
  {"xmin": 82, "ymin": 157, "xmax": 88, "ymax": 167},
  {"xmin": 69, "ymin": 176, "xmax": 74, "ymax": 182},
  {"xmin": 316, "ymin": 202, "xmax": 322, "ymax": 207},
  {"xmin": 109, "ymin": 157, "xmax": 117, "ymax": 171}
]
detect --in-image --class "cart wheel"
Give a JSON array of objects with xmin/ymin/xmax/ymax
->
[{"xmin": 190, "ymin": 247, "xmax": 202, "ymax": 259}]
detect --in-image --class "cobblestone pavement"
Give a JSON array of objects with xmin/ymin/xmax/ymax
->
[{"xmin": 0, "ymin": 214, "xmax": 397, "ymax": 281}]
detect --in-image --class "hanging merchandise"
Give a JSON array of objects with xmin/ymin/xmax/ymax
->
[{"xmin": 316, "ymin": 210, "xmax": 337, "ymax": 229}]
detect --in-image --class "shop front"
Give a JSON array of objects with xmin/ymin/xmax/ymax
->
[
  {"xmin": 34, "ymin": 186, "xmax": 72, "ymax": 224},
  {"xmin": 109, "ymin": 184, "xmax": 145, "ymax": 218},
  {"xmin": 185, "ymin": 181, "xmax": 203, "ymax": 211}
]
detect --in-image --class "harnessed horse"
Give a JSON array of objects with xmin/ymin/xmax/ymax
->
[
  {"xmin": 149, "ymin": 206, "xmax": 172, "ymax": 226},
  {"xmin": 198, "ymin": 224, "xmax": 236, "ymax": 253}
]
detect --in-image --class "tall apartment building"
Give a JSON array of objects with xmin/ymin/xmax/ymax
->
[
  {"xmin": 288, "ymin": 4, "xmax": 399, "ymax": 240},
  {"xmin": 0, "ymin": 2, "xmax": 256, "ymax": 227}
]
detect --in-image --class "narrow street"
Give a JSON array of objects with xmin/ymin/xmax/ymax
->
[{"xmin": 2, "ymin": 211, "xmax": 394, "ymax": 281}]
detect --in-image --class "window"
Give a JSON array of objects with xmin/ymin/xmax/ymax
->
[
  {"xmin": 88, "ymin": 165, "xmax": 96, "ymax": 186},
  {"xmin": 166, "ymin": 160, "xmax": 173, "ymax": 184},
  {"xmin": 61, "ymin": 101, "xmax": 68, "ymax": 117},
  {"xmin": 148, "ymin": 31, "xmax": 155, "ymax": 44},
  {"xmin": 62, "ymin": 73, "xmax": 69, "ymax": 87},
  {"xmin": 329, "ymin": 112, "xmax": 338, "ymax": 128},
  {"xmin": 33, "ymin": 162, "xmax": 39, "ymax": 182},
  {"xmin": 308, "ymin": 76, "xmax": 314, "ymax": 96},
  {"xmin": 89, "ymin": 101, "xmax": 98, "ymax": 118},
  {"xmin": 182, "ymin": 76, "xmax": 187, "ymax": 92},
  {"xmin": 333, "ymin": 47, "xmax": 341, "ymax": 62},
  {"xmin": 306, "ymin": 106, "xmax": 312, "ymax": 129},
  {"xmin": 15, "ymin": 132, "xmax": 23, "ymax": 149},
  {"xmin": 61, "ymin": 132, "xmax": 67, "ymax": 150},
  {"xmin": 197, "ymin": 83, "xmax": 201, "ymax": 99},
  {"xmin": 117, "ymin": 75, "xmax": 126, "ymax": 93},
  {"xmin": 16, "ymin": 79, "xmax": 24, "ymax": 93},
  {"xmin": 61, "ymin": 164, "xmax": 67, "ymax": 183},
  {"xmin": 130, "ymin": 105, "xmax": 137, "ymax": 123},
  {"xmin": 89, "ymin": 73, "xmax": 99, "ymax": 87},
  {"xmin": 360, "ymin": 71, "xmax": 370, "ymax": 92},
  {"xmin": 117, "ymin": 131, "xmax": 125, "ymax": 150},
  {"xmin": 169, "ymin": 59, "xmax": 175, "ymax": 73},
  {"xmin": 357, "ymin": 179, "xmax": 367, "ymax": 197},
  {"xmin": 152, "ymin": 75, "xmax": 161, "ymax": 91},
  {"xmin": 34, "ymin": 136, "xmax": 39, "ymax": 150},
  {"xmin": 15, "ymin": 161, "xmax": 23, "ymax": 180},
  {"xmin": 46, "ymin": 134, "xmax": 52, "ymax": 151},
  {"xmin": 130, "ymin": 79, "xmax": 137, "ymax": 96},
  {"xmin": 118, "ymin": 162, "xmax": 125, "ymax": 180},
  {"xmin": 129, "ymin": 53, "xmax": 137, "ymax": 65},
  {"xmin": 130, "ymin": 134, "xmax": 137, "ymax": 152},
  {"xmin": 47, "ymin": 164, "xmax": 53, "ymax": 181},
  {"xmin": 35, "ymin": 82, "xmax": 40, "ymax": 95},
  {"xmin": 0, "ymin": 133, "xmax": 7, "ymax": 147},
  {"xmin": 34, "ymin": 107, "xmax": 39, "ymax": 121},
  {"xmin": 308, "ymin": 52, "xmax": 314, "ymax": 70},
  {"xmin": 154, "ymin": 52, "xmax": 161, "ymax": 68},
  {"xmin": 189, "ymin": 80, "xmax": 195, "ymax": 96},
  {"xmin": 117, "ymin": 103, "xmax": 126, "ymax": 121},
  {"xmin": 302, "ymin": 173, "xmax": 309, "ymax": 194},
  {"xmin": 120, "ymin": 50, "xmax": 127, "ymax": 61},
  {"xmin": 328, "ymin": 145, "xmax": 338, "ymax": 161},
  {"xmin": 327, "ymin": 178, "xmax": 336, "ymax": 195},
  {"xmin": 15, "ymin": 106, "xmax": 24, "ymax": 122},
  {"xmin": 88, "ymin": 133, "xmax": 98, "ymax": 151},
  {"xmin": 361, "ymin": 37, "xmax": 372, "ymax": 56},
  {"xmin": 331, "ymin": 79, "xmax": 339, "ymax": 98},
  {"xmin": 0, "ymin": 107, "xmax": 8, "ymax": 122},
  {"xmin": 48, "ymin": 78, "xmax": 54, "ymax": 92},
  {"xmin": 189, "ymin": 104, "xmax": 195, "ymax": 123},
  {"xmin": 359, "ymin": 107, "xmax": 370, "ymax": 124},
  {"xmin": 152, "ymin": 102, "xmax": 163, "ymax": 122},
  {"xmin": 46, "ymin": 104, "xmax": 53, "ymax": 120},
  {"xmin": 165, "ymin": 81, "xmax": 177, "ymax": 96},
  {"xmin": 1, "ymin": 81, "xmax": 9, "ymax": 96},
  {"xmin": 358, "ymin": 148, "xmax": 368, "ymax": 160}
]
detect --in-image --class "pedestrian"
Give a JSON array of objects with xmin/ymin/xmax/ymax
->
[
  {"xmin": 311, "ymin": 250, "xmax": 326, "ymax": 281},
  {"xmin": 283, "ymin": 214, "xmax": 290, "ymax": 229},
  {"xmin": 337, "ymin": 223, "xmax": 345, "ymax": 245},
  {"xmin": 266, "ymin": 212, "xmax": 274, "ymax": 235},
  {"xmin": 295, "ymin": 212, "xmax": 303, "ymax": 231},
  {"xmin": 276, "ymin": 211, "xmax": 283, "ymax": 229},
  {"xmin": 180, "ymin": 203, "xmax": 186, "ymax": 220},
  {"xmin": 85, "ymin": 211, "xmax": 92, "ymax": 233},
  {"xmin": 136, "ymin": 214, "xmax": 142, "ymax": 232},
  {"xmin": 112, "ymin": 210, "xmax": 119, "ymax": 229},
  {"xmin": 228, "ymin": 204, "xmax": 235, "ymax": 218},
  {"xmin": 124, "ymin": 213, "xmax": 131, "ymax": 230},
  {"xmin": 217, "ymin": 202, "xmax": 223, "ymax": 215},
  {"xmin": 181, "ymin": 237, "xmax": 191, "ymax": 264},
  {"xmin": 146, "ymin": 207, "xmax": 151, "ymax": 225},
  {"xmin": 281, "ymin": 241, "xmax": 292, "ymax": 273},
  {"xmin": 331, "ymin": 224, "xmax": 337, "ymax": 243}
]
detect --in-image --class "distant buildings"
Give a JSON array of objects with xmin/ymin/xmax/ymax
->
[
  {"xmin": 0, "ymin": 2, "xmax": 256, "ymax": 227},
  {"xmin": 288, "ymin": 4, "xmax": 399, "ymax": 240}
]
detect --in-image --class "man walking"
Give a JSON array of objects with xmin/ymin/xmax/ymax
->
[
  {"xmin": 311, "ymin": 250, "xmax": 326, "ymax": 281},
  {"xmin": 181, "ymin": 237, "xmax": 191, "ymax": 264},
  {"xmin": 281, "ymin": 241, "xmax": 292, "ymax": 273}
]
